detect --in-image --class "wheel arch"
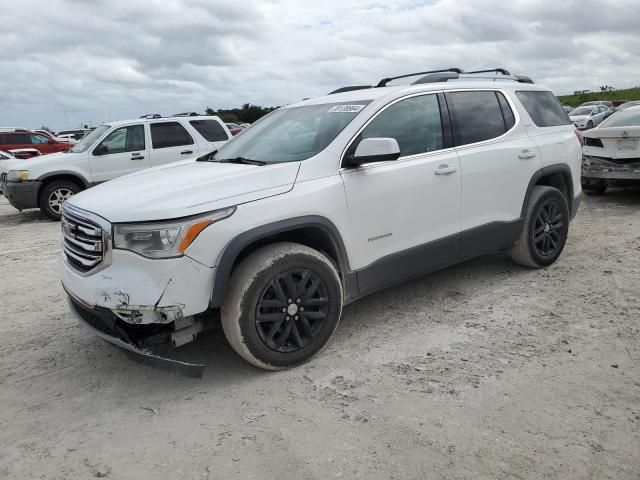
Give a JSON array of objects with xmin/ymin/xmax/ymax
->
[
  {"xmin": 37, "ymin": 171, "xmax": 90, "ymax": 191},
  {"xmin": 522, "ymin": 164, "xmax": 574, "ymax": 219},
  {"xmin": 211, "ymin": 216, "xmax": 357, "ymax": 308}
]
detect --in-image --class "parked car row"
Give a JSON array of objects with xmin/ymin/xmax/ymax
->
[{"xmin": 1, "ymin": 115, "xmax": 232, "ymax": 219}]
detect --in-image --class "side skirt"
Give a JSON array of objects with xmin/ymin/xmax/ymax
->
[{"xmin": 353, "ymin": 219, "xmax": 523, "ymax": 301}]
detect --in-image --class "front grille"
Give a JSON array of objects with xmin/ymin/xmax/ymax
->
[{"xmin": 62, "ymin": 209, "xmax": 104, "ymax": 273}]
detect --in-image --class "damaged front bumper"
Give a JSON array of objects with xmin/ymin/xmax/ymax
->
[
  {"xmin": 66, "ymin": 290, "xmax": 209, "ymax": 378},
  {"xmin": 582, "ymin": 155, "xmax": 640, "ymax": 181},
  {"xmin": 61, "ymin": 246, "xmax": 218, "ymax": 376}
]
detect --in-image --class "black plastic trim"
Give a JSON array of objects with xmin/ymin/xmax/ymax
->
[
  {"xmin": 521, "ymin": 164, "xmax": 574, "ymax": 218},
  {"xmin": 437, "ymin": 93, "xmax": 454, "ymax": 149},
  {"xmin": 356, "ymin": 232, "xmax": 461, "ymax": 298},
  {"xmin": 460, "ymin": 219, "xmax": 522, "ymax": 259},
  {"xmin": 211, "ymin": 216, "xmax": 357, "ymax": 307},
  {"xmin": 37, "ymin": 171, "xmax": 90, "ymax": 188},
  {"xmin": 3, "ymin": 180, "xmax": 42, "ymax": 209}
]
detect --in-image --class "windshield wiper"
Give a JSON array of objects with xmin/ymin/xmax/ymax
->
[{"xmin": 218, "ymin": 157, "xmax": 267, "ymax": 166}]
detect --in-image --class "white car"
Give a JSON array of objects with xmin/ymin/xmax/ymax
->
[
  {"xmin": 582, "ymin": 105, "xmax": 640, "ymax": 194},
  {"xmin": 569, "ymin": 105, "xmax": 609, "ymax": 130},
  {"xmin": 2, "ymin": 115, "xmax": 231, "ymax": 219},
  {"xmin": 59, "ymin": 68, "xmax": 582, "ymax": 374}
]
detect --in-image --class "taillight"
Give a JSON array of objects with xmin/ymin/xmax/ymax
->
[{"xmin": 574, "ymin": 128, "xmax": 584, "ymax": 145}]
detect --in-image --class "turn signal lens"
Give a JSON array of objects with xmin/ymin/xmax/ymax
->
[{"xmin": 178, "ymin": 219, "xmax": 214, "ymax": 253}]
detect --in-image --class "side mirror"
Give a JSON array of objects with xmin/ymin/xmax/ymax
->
[
  {"xmin": 93, "ymin": 145, "xmax": 108, "ymax": 156},
  {"xmin": 347, "ymin": 137, "xmax": 401, "ymax": 166}
]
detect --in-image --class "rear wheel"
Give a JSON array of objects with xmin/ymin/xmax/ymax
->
[
  {"xmin": 509, "ymin": 186, "xmax": 569, "ymax": 268},
  {"xmin": 221, "ymin": 242, "xmax": 343, "ymax": 370},
  {"xmin": 38, "ymin": 179, "xmax": 81, "ymax": 220}
]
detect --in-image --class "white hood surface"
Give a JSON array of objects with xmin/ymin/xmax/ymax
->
[
  {"xmin": 2, "ymin": 151, "xmax": 79, "ymax": 173},
  {"xmin": 67, "ymin": 160, "xmax": 301, "ymax": 222}
]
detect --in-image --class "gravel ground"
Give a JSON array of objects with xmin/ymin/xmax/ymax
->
[{"xmin": 0, "ymin": 191, "xmax": 639, "ymax": 480}]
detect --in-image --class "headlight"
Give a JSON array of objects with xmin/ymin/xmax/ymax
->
[
  {"xmin": 113, "ymin": 207, "xmax": 235, "ymax": 259},
  {"xmin": 7, "ymin": 170, "xmax": 29, "ymax": 181}
]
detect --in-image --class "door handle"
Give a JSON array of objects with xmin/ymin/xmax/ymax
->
[
  {"xmin": 180, "ymin": 150, "xmax": 193, "ymax": 155},
  {"xmin": 434, "ymin": 165, "xmax": 458, "ymax": 175},
  {"xmin": 518, "ymin": 150, "xmax": 537, "ymax": 160},
  {"xmin": 131, "ymin": 153, "xmax": 144, "ymax": 160}
]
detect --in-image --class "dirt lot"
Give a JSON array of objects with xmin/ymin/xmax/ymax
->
[{"xmin": 0, "ymin": 191, "xmax": 639, "ymax": 480}]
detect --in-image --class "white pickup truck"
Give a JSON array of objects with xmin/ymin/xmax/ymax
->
[{"xmin": 1, "ymin": 115, "xmax": 231, "ymax": 219}]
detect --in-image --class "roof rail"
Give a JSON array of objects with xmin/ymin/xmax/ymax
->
[
  {"xmin": 329, "ymin": 67, "xmax": 534, "ymax": 94},
  {"xmin": 466, "ymin": 68, "xmax": 511, "ymax": 75},
  {"xmin": 172, "ymin": 112, "xmax": 200, "ymax": 117},
  {"xmin": 376, "ymin": 68, "xmax": 464, "ymax": 87},
  {"xmin": 140, "ymin": 114, "xmax": 162, "ymax": 119},
  {"xmin": 328, "ymin": 85, "xmax": 372, "ymax": 95}
]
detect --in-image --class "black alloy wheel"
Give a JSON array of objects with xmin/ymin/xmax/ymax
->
[
  {"xmin": 255, "ymin": 269, "xmax": 329, "ymax": 353},
  {"xmin": 533, "ymin": 198, "xmax": 565, "ymax": 258}
]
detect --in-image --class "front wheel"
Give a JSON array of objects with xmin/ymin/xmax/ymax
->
[
  {"xmin": 221, "ymin": 242, "xmax": 343, "ymax": 370},
  {"xmin": 509, "ymin": 186, "xmax": 569, "ymax": 268},
  {"xmin": 38, "ymin": 180, "xmax": 82, "ymax": 221}
]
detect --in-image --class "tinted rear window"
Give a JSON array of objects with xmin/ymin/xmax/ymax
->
[
  {"xmin": 516, "ymin": 91, "xmax": 571, "ymax": 127},
  {"xmin": 189, "ymin": 120, "xmax": 229, "ymax": 142},
  {"xmin": 150, "ymin": 122, "xmax": 194, "ymax": 149},
  {"xmin": 448, "ymin": 91, "xmax": 508, "ymax": 145}
]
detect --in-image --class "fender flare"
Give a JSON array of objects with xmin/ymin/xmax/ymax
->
[
  {"xmin": 210, "ymin": 215, "xmax": 357, "ymax": 308},
  {"xmin": 37, "ymin": 171, "xmax": 91, "ymax": 189},
  {"xmin": 521, "ymin": 164, "xmax": 574, "ymax": 218}
]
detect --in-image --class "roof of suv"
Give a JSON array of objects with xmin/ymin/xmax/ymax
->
[
  {"xmin": 293, "ymin": 80, "xmax": 550, "ymax": 108},
  {"xmin": 102, "ymin": 115, "xmax": 223, "ymax": 129}
]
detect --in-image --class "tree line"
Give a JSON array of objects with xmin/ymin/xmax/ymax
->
[{"xmin": 205, "ymin": 103, "xmax": 279, "ymax": 124}]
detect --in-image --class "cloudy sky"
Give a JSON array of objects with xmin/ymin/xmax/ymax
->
[{"xmin": 2, "ymin": 0, "xmax": 638, "ymax": 130}]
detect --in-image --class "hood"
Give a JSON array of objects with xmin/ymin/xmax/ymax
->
[
  {"xmin": 67, "ymin": 160, "xmax": 301, "ymax": 222},
  {"xmin": 2, "ymin": 150, "xmax": 80, "ymax": 173},
  {"xmin": 570, "ymin": 115, "xmax": 588, "ymax": 121}
]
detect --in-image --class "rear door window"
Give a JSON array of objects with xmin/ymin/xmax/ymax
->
[
  {"xmin": 150, "ymin": 122, "xmax": 194, "ymax": 149},
  {"xmin": 515, "ymin": 91, "xmax": 571, "ymax": 127},
  {"xmin": 189, "ymin": 120, "xmax": 229, "ymax": 142},
  {"xmin": 4, "ymin": 133, "xmax": 30, "ymax": 144},
  {"xmin": 447, "ymin": 91, "xmax": 508, "ymax": 145}
]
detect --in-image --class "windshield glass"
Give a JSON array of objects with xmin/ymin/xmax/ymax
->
[
  {"xmin": 211, "ymin": 102, "xmax": 371, "ymax": 164},
  {"xmin": 571, "ymin": 107, "xmax": 592, "ymax": 116},
  {"xmin": 600, "ymin": 109, "xmax": 640, "ymax": 128},
  {"xmin": 71, "ymin": 125, "xmax": 109, "ymax": 153}
]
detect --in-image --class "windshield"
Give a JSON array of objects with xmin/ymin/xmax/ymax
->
[
  {"xmin": 600, "ymin": 109, "xmax": 640, "ymax": 128},
  {"xmin": 571, "ymin": 107, "xmax": 593, "ymax": 116},
  {"xmin": 211, "ymin": 102, "xmax": 371, "ymax": 164},
  {"xmin": 70, "ymin": 125, "xmax": 110, "ymax": 153}
]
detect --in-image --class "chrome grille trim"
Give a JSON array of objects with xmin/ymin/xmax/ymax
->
[{"xmin": 61, "ymin": 203, "xmax": 112, "ymax": 276}]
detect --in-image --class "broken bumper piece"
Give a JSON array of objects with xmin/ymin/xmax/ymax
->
[{"xmin": 67, "ymin": 295, "xmax": 206, "ymax": 378}]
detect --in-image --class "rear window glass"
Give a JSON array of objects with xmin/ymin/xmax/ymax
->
[
  {"xmin": 516, "ymin": 91, "xmax": 571, "ymax": 127},
  {"xmin": 448, "ymin": 91, "xmax": 507, "ymax": 145},
  {"xmin": 150, "ymin": 122, "xmax": 195, "ymax": 149},
  {"xmin": 189, "ymin": 120, "xmax": 229, "ymax": 142}
]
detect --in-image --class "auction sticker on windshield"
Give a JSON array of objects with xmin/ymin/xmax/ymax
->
[{"xmin": 328, "ymin": 105, "xmax": 366, "ymax": 113}]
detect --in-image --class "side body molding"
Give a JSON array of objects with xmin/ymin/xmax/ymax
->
[{"xmin": 210, "ymin": 216, "xmax": 358, "ymax": 307}]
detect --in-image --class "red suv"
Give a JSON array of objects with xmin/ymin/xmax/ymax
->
[{"xmin": 0, "ymin": 129, "xmax": 73, "ymax": 155}]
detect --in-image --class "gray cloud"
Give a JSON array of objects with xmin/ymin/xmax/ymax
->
[{"xmin": 1, "ymin": 0, "xmax": 639, "ymax": 130}]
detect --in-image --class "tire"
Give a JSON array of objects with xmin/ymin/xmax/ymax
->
[
  {"xmin": 509, "ymin": 185, "xmax": 570, "ymax": 268},
  {"xmin": 221, "ymin": 242, "xmax": 343, "ymax": 370},
  {"xmin": 586, "ymin": 120, "xmax": 593, "ymax": 130},
  {"xmin": 38, "ymin": 179, "xmax": 82, "ymax": 221}
]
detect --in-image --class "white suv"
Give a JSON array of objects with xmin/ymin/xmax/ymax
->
[
  {"xmin": 2, "ymin": 115, "xmax": 230, "ymax": 219},
  {"xmin": 60, "ymin": 68, "xmax": 583, "ymax": 375}
]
